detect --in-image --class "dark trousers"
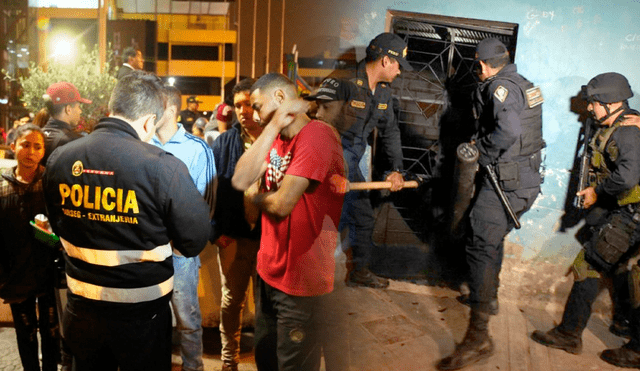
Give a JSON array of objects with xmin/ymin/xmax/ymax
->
[
  {"xmin": 558, "ymin": 277, "xmax": 600, "ymax": 336},
  {"xmin": 254, "ymin": 274, "xmax": 324, "ymax": 371},
  {"xmin": 9, "ymin": 290, "xmax": 60, "ymax": 371},
  {"xmin": 466, "ymin": 183, "xmax": 539, "ymax": 313},
  {"xmin": 339, "ymin": 190, "xmax": 375, "ymax": 272},
  {"xmin": 62, "ymin": 301, "xmax": 172, "ymax": 371}
]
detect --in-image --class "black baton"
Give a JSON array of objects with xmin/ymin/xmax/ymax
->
[{"xmin": 484, "ymin": 164, "xmax": 521, "ymax": 229}]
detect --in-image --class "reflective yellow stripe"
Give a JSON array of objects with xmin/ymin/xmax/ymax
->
[
  {"xmin": 66, "ymin": 274, "xmax": 174, "ymax": 303},
  {"xmin": 61, "ymin": 238, "xmax": 172, "ymax": 267}
]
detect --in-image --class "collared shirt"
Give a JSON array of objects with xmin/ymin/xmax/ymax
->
[{"xmin": 151, "ymin": 123, "xmax": 216, "ymax": 218}]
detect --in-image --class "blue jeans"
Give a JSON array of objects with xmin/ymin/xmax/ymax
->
[{"xmin": 171, "ymin": 254, "xmax": 203, "ymax": 371}]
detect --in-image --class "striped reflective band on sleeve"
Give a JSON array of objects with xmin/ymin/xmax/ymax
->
[
  {"xmin": 61, "ymin": 238, "xmax": 172, "ymax": 267},
  {"xmin": 66, "ymin": 274, "xmax": 174, "ymax": 303}
]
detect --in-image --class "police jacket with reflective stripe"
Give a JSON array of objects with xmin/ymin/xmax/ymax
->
[
  {"xmin": 474, "ymin": 63, "xmax": 544, "ymax": 189},
  {"xmin": 43, "ymin": 117, "xmax": 211, "ymax": 317},
  {"xmin": 328, "ymin": 61, "xmax": 404, "ymax": 181}
]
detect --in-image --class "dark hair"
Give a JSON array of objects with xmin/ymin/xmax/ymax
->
[
  {"xmin": 232, "ymin": 78, "xmax": 256, "ymax": 97},
  {"xmin": 13, "ymin": 123, "xmax": 44, "ymax": 144},
  {"xmin": 32, "ymin": 108, "xmax": 50, "ymax": 128},
  {"xmin": 43, "ymin": 96, "xmax": 67, "ymax": 117},
  {"xmin": 483, "ymin": 52, "xmax": 510, "ymax": 69},
  {"xmin": 109, "ymin": 71, "xmax": 165, "ymax": 124},
  {"xmin": 163, "ymin": 85, "xmax": 182, "ymax": 111},
  {"xmin": 251, "ymin": 73, "xmax": 296, "ymax": 96},
  {"xmin": 123, "ymin": 47, "xmax": 138, "ymax": 62}
]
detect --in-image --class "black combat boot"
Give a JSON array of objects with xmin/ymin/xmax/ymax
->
[
  {"xmin": 530, "ymin": 327, "xmax": 582, "ymax": 354},
  {"xmin": 601, "ymin": 341, "xmax": 640, "ymax": 369},
  {"xmin": 437, "ymin": 310, "xmax": 494, "ymax": 370}
]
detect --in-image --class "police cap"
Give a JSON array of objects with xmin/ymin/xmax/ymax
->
[
  {"xmin": 582, "ymin": 72, "xmax": 634, "ymax": 103},
  {"xmin": 475, "ymin": 38, "xmax": 508, "ymax": 61},
  {"xmin": 304, "ymin": 78, "xmax": 352, "ymax": 102},
  {"xmin": 366, "ymin": 33, "xmax": 413, "ymax": 72},
  {"xmin": 187, "ymin": 96, "xmax": 203, "ymax": 104}
]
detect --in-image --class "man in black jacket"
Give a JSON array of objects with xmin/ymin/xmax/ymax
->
[
  {"xmin": 43, "ymin": 71, "xmax": 211, "ymax": 371},
  {"xmin": 210, "ymin": 78, "xmax": 262, "ymax": 371},
  {"xmin": 42, "ymin": 81, "xmax": 92, "ymax": 164}
]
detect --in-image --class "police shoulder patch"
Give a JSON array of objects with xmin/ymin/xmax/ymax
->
[{"xmin": 494, "ymin": 85, "xmax": 509, "ymax": 103}]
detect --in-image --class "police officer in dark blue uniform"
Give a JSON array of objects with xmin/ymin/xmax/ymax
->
[
  {"xmin": 178, "ymin": 96, "xmax": 202, "ymax": 134},
  {"xmin": 531, "ymin": 73, "xmax": 640, "ymax": 369},
  {"xmin": 437, "ymin": 38, "xmax": 544, "ymax": 370},
  {"xmin": 309, "ymin": 33, "xmax": 411, "ymax": 288}
]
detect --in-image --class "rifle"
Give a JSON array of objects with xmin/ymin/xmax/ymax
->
[
  {"xmin": 484, "ymin": 164, "xmax": 521, "ymax": 229},
  {"xmin": 575, "ymin": 117, "xmax": 594, "ymax": 209}
]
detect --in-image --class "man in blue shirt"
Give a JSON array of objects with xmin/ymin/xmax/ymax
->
[{"xmin": 151, "ymin": 84, "xmax": 216, "ymax": 371}]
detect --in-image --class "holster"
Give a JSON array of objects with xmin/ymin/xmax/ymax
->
[{"xmin": 585, "ymin": 212, "xmax": 637, "ymax": 272}]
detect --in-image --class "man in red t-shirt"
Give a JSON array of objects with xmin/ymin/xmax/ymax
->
[{"xmin": 232, "ymin": 73, "xmax": 345, "ymax": 371}]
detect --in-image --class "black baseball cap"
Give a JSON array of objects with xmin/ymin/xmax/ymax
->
[
  {"xmin": 187, "ymin": 96, "xmax": 202, "ymax": 104},
  {"xmin": 582, "ymin": 72, "xmax": 634, "ymax": 103},
  {"xmin": 367, "ymin": 32, "xmax": 413, "ymax": 72},
  {"xmin": 475, "ymin": 38, "xmax": 508, "ymax": 61},
  {"xmin": 304, "ymin": 78, "xmax": 352, "ymax": 102}
]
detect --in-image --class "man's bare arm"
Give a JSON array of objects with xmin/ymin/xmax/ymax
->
[
  {"xmin": 252, "ymin": 174, "xmax": 311, "ymax": 219},
  {"xmin": 231, "ymin": 123, "xmax": 280, "ymax": 191}
]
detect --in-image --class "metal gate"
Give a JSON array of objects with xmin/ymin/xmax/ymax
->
[{"xmin": 371, "ymin": 11, "xmax": 519, "ymax": 248}]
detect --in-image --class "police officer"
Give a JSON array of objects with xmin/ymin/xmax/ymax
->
[
  {"xmin": 437, "ymin": 38, "xmax": 544, "ymax": 370},
  {"xmin": 178, "ymin": 96, "xmax": 202, "ymax": 134},
  {"xmin": 531, "ymin": 73, "xmax": 640, "ymax": 369},
  {"xmin": 43, "ymin": 71, "xmax": 212, "ymax": 371},
  {"xmin": 310, "ymin": 32, "xmax": 410, "ymax": 288}
]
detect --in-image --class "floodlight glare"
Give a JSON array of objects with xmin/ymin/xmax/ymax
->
[
  {"xmin": 49, "ymin": 34, "xmax": 77, "ymax": 64},
  {"xmin": 168, "ymin": 77, "xmax": 176, "ymax": 86}
]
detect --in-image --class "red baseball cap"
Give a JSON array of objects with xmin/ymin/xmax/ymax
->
[{"xmin": 45, "ymin": 82, "xmax": 92, "ymax": 105}]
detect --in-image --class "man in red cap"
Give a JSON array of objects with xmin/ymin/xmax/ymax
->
[{"xmin": 42, "ymin": 81, "xmax": 92, "ymax": 164}]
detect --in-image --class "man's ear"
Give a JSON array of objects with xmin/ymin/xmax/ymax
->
[
  {"xmin": 274, "ymin": 89, "xmax": 285, "ymax": 105},
  {"xmin": 144, "ymin": 114, "xmax": 157, "ymax": 133},
  {"xmin": 479, "ymin": 60, "xmax": 489, "ymax": 75},
  {"xmin": 381, "ymin": 55, "xmax": 391, "ymax": 68}
]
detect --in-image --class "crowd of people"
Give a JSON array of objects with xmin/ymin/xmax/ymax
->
[{"xmin": 1, "ymin": 31, "xmax": 640, "ymax": 371}]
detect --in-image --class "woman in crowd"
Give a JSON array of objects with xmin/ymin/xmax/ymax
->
[{"xmin": 0, "ymin": 123, "xmax": 60, "ymax": 371}]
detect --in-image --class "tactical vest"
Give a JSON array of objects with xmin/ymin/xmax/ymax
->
[
  {"xmin": 589, "ymin": 120, "xmax": 640, "ymax": 206},
  {"xmin": 488, "ymin": 74, "xmax": 545, "ymax": 163}
]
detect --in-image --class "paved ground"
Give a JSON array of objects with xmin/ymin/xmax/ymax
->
[{"xmin": 0, "ymin": 241, "xmax": 630, "ymax": 370}]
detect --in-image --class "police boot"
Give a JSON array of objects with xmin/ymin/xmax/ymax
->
[
  {"xmin": 610, "ymin": 318, "xmax": 632, "ymax": 339},
  {"xmin": 601, "ymin": 341, "xmax": 640, "ymax": 369},
  {"xmin": 437, "ymin": 310, "xmax": 494, "ymax": 370},
  {"xmin": 530, "ymin": 327, "xmax": 582, "ymax": 354}
]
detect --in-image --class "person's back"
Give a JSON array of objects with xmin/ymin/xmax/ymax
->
[{"xmin": 43, "ymin": 71, "xmax": 211, "ymax": 371}]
